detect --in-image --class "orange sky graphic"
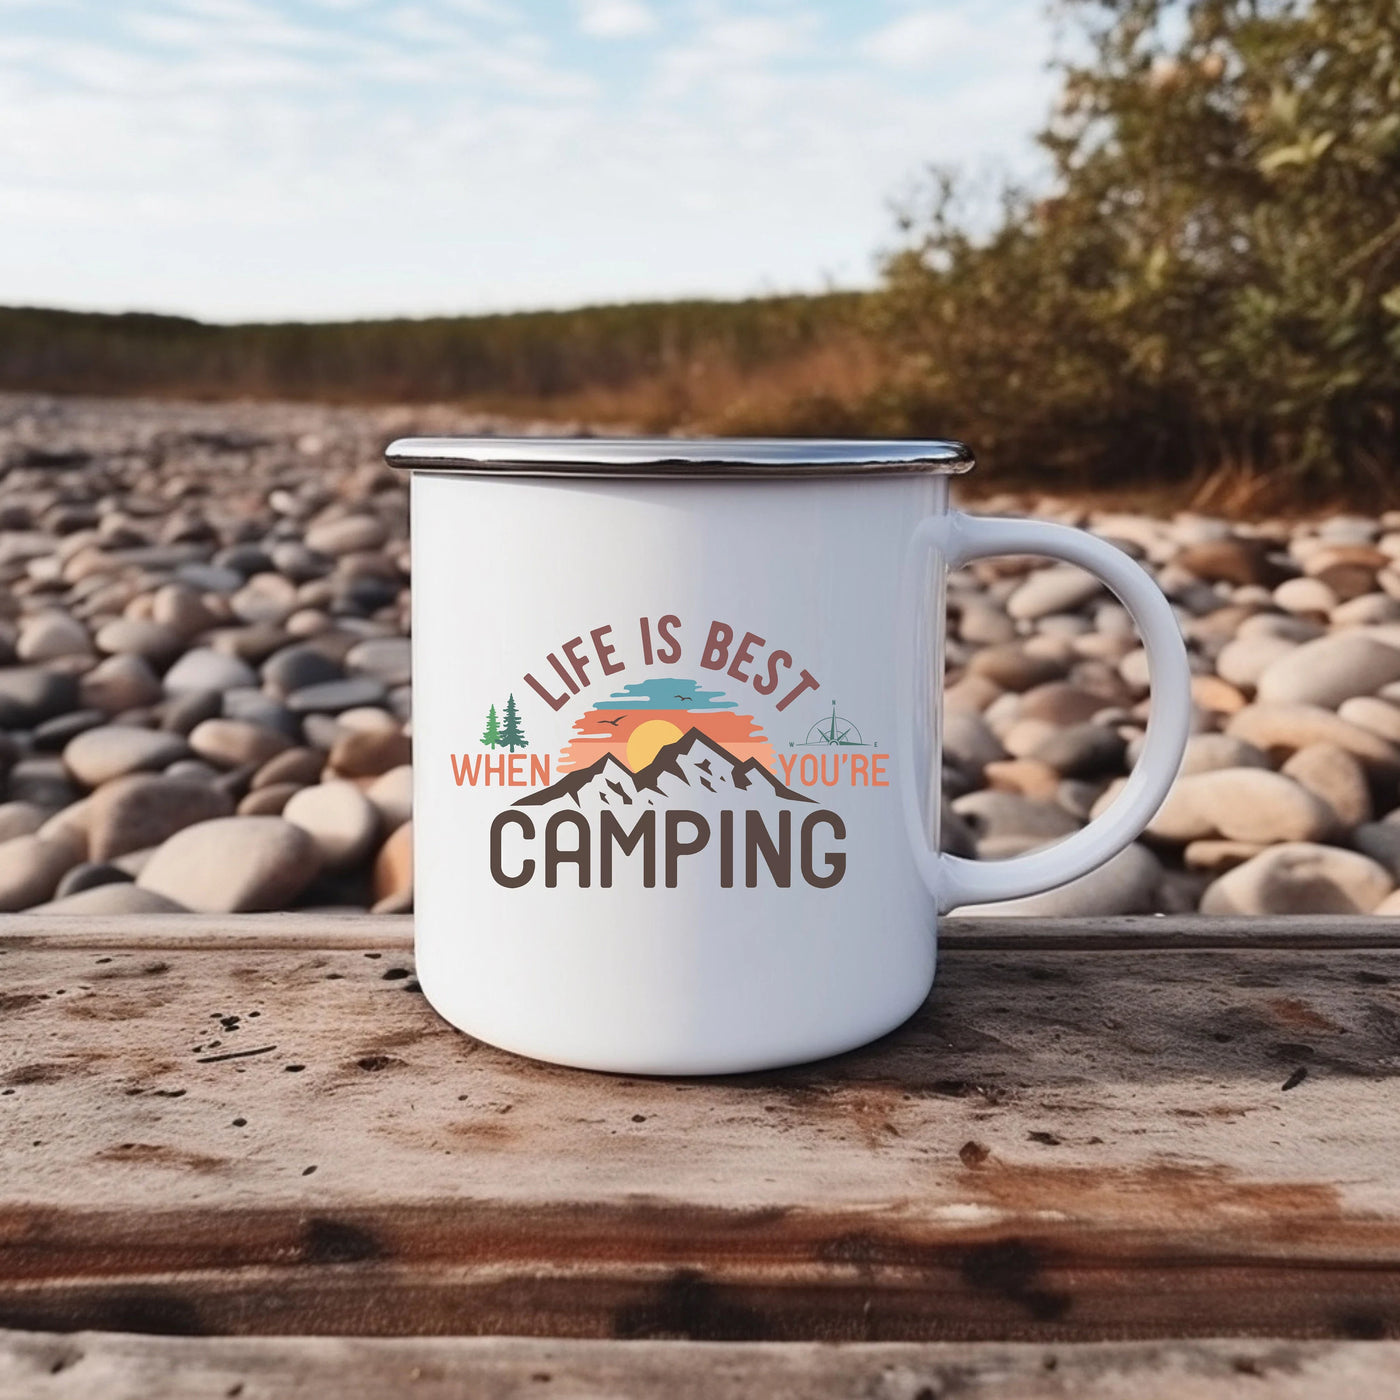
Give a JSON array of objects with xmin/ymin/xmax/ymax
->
[{"xmin": 559, "ymin": 705, "xmax": 776, "ymax": 774}]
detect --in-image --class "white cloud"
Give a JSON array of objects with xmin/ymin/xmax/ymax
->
[
  {"xmin": 574, "ymin": 0, "xmax": 655, "ymax": 39},
  {"xmin": 861, "ymin": 6, "xmax": 1001, "ymax": 69},
  {"xmin": 0, "ymin": 0, "xmax": 1057, "ymax": 319}
]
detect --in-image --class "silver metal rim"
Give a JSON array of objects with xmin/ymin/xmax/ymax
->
[{"xmin": 384, "ymin": 436, "xmax": 975, "ymax": 479}]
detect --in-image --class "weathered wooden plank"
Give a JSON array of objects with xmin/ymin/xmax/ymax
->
[
  {"xmin": 2, "ymin": 929, "xmax": 1399, "ymax": 1341},
  {"xmin": 4, "ymin": 1330, "xmax": 1400, "ymax": 1400},
  {"xmin": 5, "ymin": 912, "xmax": 1400, "ymax": 953}
]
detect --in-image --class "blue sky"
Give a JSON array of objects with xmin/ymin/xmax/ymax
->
[{"xmin": 0, "ymin": 0, "xmax": 1056, "ymax": 321}]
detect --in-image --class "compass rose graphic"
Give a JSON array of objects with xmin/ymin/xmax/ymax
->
[{"xmin": 789, "ymin": 701, "xmax": 874, "ymax": 749}]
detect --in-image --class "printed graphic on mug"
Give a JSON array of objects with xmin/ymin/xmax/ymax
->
[{"xmin": 447, "ymin": 614, "xmax": 892, "ymax": 893}]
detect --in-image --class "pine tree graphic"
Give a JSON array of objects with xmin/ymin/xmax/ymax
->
[
  {"xmin": 480, "ymin": 704, "xmax": 501, "ymax": 749},
  {"xmin": 499, "ymin": 692, "xmax": 528, "ymax": 752}
]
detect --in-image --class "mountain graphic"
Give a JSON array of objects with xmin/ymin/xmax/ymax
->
[{"xmin": 515, "ymin": 728, "xmax": 813, "ymax": 810}]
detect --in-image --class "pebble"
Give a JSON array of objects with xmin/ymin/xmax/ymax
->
[
  {"xmin": 0, "ymin": 831, "xmax": 82, "ymax": 910},
  {"xmin": 95, "ymin": 618, "xmax": 183, "ymax": 663},
  {"xmin": 1226, "ymin": 704, "xmax": 1400, "ymax": 773},
  {"xmin": 1280, "ymin": 744, "xmax": 1372, "ymax": 828},
  {"xmin": 372, "ymin": 820, "xmax": 413, "ymax": 911},
  {"xmin": 1255, "ymin": 633, "xmax": 1400, "ymax": 708},
  {"xmin": 328, "ymin": 726, "xmax": 412, "ymax": 778},
  {"xmin": 1200, "ymin": 842, "xmax": 1393, "ymax": 915},
  {"xmin": 35, "ymin": 883, "xmax": 188, "ymax": 914},
  {"xmin": 262, "ymin": 643, "xmax": 345, "ymax": 697},
  {"xmin": 1177, "ymin": 733, "xmax": 1270, "ymax": 776},
  {"xmin": 188, "ymin": 718, "xmax": 293, "ymax": 769},
  {"xmin": 238, "ymin": 783, "xmax": 301, "ymax": 816},
  {"xmin": 952, "ymin": 790, "xmax": 1082, "ymax": 844},
  {"xmin": 63, "ymin": 726, "xmax": 190, "ymax": 788},
  {"xmin": 306, "ymin": 514, "xmax": 387, "ymax": 555},
  {"xmin": 80, "ymin": 653, "xmax": 164, "ymax": 712},
  {"xmin": 942, "ymin": 711, "xmax": 1007, "ymax": 775},
  {"xmin": 0, "ymin": 668, "xmax": 79, "ymax": 727},
  {"xmin": 1030, "ymin": 723, "xmax": 1126, "ymax": 778},
  {"xmin": 365, "ymin": 765, "xmax": 412, "ymax": 832},
  {"xmin": 17, "ymin": 611, "xmax": 91, "ymax": 661},
  {"xmin": 53, "ymin": 861, "xmax": 132, "ymax": 898},
  {"xmin": 1006, "ymin": 565, "xmax": 1103, "ymax": 621},
  {"xmin": 283, "ymin": 780, "xmax": 379, "ymax": 869},
  {"xmin": 137, "ymin": 816, "xmax": 322, "ymax": 912},
  {"xmin": 0, "ymin": 801, "xmax": 50, "ymax": 844},
  {"xmin": 86, "ymin": 773, "xmax": 234, "ymax": 863},
  {"xmin": 163, "ymin": 647, "xmax": 259, "ymax": 694},
  {"xmin": 285, "ymin": 677, "xmax": 388, "ymax": 714},
  {"xmin": 966, "ymin": 644, "xmax": 1067, "ymax": 692},
  {"xmin": 1336, "ymin": 696, "xmax": 1400, "ymax": 744},
  {"xmin": 1146, "ymin": 769, "xmax": 1336, "ymax": 845}
]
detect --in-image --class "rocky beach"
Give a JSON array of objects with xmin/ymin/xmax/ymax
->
[{"xmin": 2, "ymin": 393, "xmax": 1400, "ymax": 917}]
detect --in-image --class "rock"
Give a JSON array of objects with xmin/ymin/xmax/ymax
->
[
  {"xmin": 959, "ymin": 843, "xmax": 1161, "ymax": 917},
  {"xmin": 1190, "ymin": 675, "xmax": 1247, "ymax": 714},
  {"xmin": 365, "ymin": 765, "xmax": 412, "ymax": 832},
  {"xmin": 63, "ymin": 726, "xmax": 190, "ymax": 788},
  {"xmin": 161, "ymin": 688, "xmax": 224, "ymax": 736},
  {"xmin": 1200, "ymin": 843, "xmax": 1393, "ymax": 915},
  {"xmin": 951, "ymin": 790, "xmax": 1082, "ymax": 843},
  {"xmin": 238, "ymin": 783, "xmax": 301, "ymax": 815},
  {"xmin": 345, "ymin": 635, "xmax": 411, "ymax": 685},
  {"xmin": 1016, "ymin": 682, "xmax": 1114, "ymax": 726},
  {"xmin": 53, "ymin": 861, "xmax": 132, "ymax": 899},
  {"xmin": 983, "ymin": 758, "xmax": 1061, "ymax": 800},
  {"xmin": 1006, "ymin": 565, "xmax": 1103, "ymax": 621},
  {"xmin": 284, "ymin": 677, "xmax": 388, "ymax": 714},
  {"xmin": 8, "ymin": 758, "xmax": 80, "ymax": 810},
  {"xmin": 328, "ymin": 726, "xmax": 412, "ymax": 778},
  {"xmin": 1000, "ymin": 719, "xmax": 1061, "ymax": 759},
  {"xmin": 32, "ymin": 709, "xmax": 108, "ymax": 751},
  {"xmin": 372, "ymin": 820, "xmax": 413, "ymax": 910},
  {"xmin": 1273, "ymin": 577, "xmax": 1337, "ymax": 615},
  {"xmin": 17, "ymin": 611, "xmax": 91, "ymax": 661},
  {"xmin": 94, "ymin": 618, "xmax": 183, "ymax": 663},
  {"xmin": 1030, "ymin": 723, "xmax": 1126, "ymax": 778},
  {"xmin": 306, "ymin": 514, "xmax": 387, "ymax": 555},
  {"xmin": 1227, "ymin": 702, "xmax": 1400, "ymax": 775},
  {"xmin": 86, "ymin": 773, "xmax": 234, "ymax": 862},
  {"xmin": 251, "ymin": 746, "xmax": 326, "ymax": 790},
  {"xmin": 1281, "ymin": 743, "xmax": 1372, "ymax": 828},
  {"xmin": 188, "ymin": 718, "xmax": 293, "ymax": 769},
  {"xmin": 966, "ymin": 644, "xmax": 1067, "ymax": 692},
  {"xmin": 0, "ymin": 667, "xmax": 79, "ymax": 727},
  {"xmin": 956, "ymin": 600, "xmax": 1015, "ymax": 645},
  {"xmin": 0, "ymin": 801, "xmax": 50, "ymax": 844},
  {"xmin": 1332, "ymin": 594, "xmax": 1400, "ymax": 628},
  {"xmin": 163, "ymin": 647, "xmax": 258, "ymax": 694},
  {"xmin": 137, "ymin": 816, "xmax": 322, "ymax": 912},
  {"xmin": 80, "ymin": 653, "xmax": 164, "ymax": 712},
  {"xmin": 0, "ymin": 832, "xmax": 82, "ymax": 910},
  {"xmin": 945, "ymin": 674, "xmax": 1004, "ymax": 713},
  {"xmin": 942, "ymin": 711, "xmax": 1006, "ymax": 775},
  {"xmin": 1216, "ymin": 634, "xmax": 1297, "ymax": 690},
  {"xmin": 334, "ymin": 705, "xmax": 400, "ymax": 734},
  {"xmin": 1352, "ymin": 823, "xmax": 1400, "ymax": 881},
  {"xmin": 1256, "ymin": 633, "xmax": 1400, "ymax": 708},
  {"xmin": 283, "ymin": 780, "xmax": 379, "ymax": 870},
  {"xmin": 151, "ymin": 582, "xmax": 218, "ymax": 637},
  {"xmin": 34, "ymin": 883, "xmax": 188, "ymax": 914},
  {"xmin": 1183, "ymin": 839, "xmax": 1268, "ymax": 873},
  {"xmin": 177, "ymin": 562, "xmax": 243, "ymax": 594},
  {"xmin": 1153, "ymin": 767, "xmax": 1338, "ymax": 840},
  {"xmin": 1147, "ymin": 768, "xmax": 1336, "ymax": 845},
  {"xmin": 1336, "ymin": 696, "xmax": 1400, "ymax": 745},
  {"xmin": 261, "ymin": 644, "xmax": 344, "ymax": 697},
  {"xmin": 1176, "ymin": 538, "xmax": 1279, "ymax": 587}
]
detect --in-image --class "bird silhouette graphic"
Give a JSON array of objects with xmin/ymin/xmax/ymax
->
[
  {"xmin": 675, "ymin": 695, "xmax": 693, "ymax": 701},
  {"xmin": 598, "ymin": 715, "xmax": 624, "ymax": 727}
]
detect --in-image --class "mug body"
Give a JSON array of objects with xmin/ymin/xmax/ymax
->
[{"xmin": 409, "ymin": 458, "xmax": 955, "ymax": 1075}]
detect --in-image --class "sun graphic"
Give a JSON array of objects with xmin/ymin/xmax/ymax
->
[{"xmin": 625, "ymin": 718, "xmax": 684, "ymax": 771}]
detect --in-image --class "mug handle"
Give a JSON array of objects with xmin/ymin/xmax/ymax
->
[{"xmin": 901, "ymin": 511, "xmax": 1193, "ymax": 913}]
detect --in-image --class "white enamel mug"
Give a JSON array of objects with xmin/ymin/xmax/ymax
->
[{"xmin": 389, "ymin": 438, "xmax": 1191, "ymax": 1075}]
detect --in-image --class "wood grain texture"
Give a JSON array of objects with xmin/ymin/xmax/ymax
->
[
  {"xmin": 2, "ymin": 916, "xmax": 1399, "ymax": 1341},
  {"xmin": 4, "ymin": 1330, "xmax": 1400, "ymax": 1400}
]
